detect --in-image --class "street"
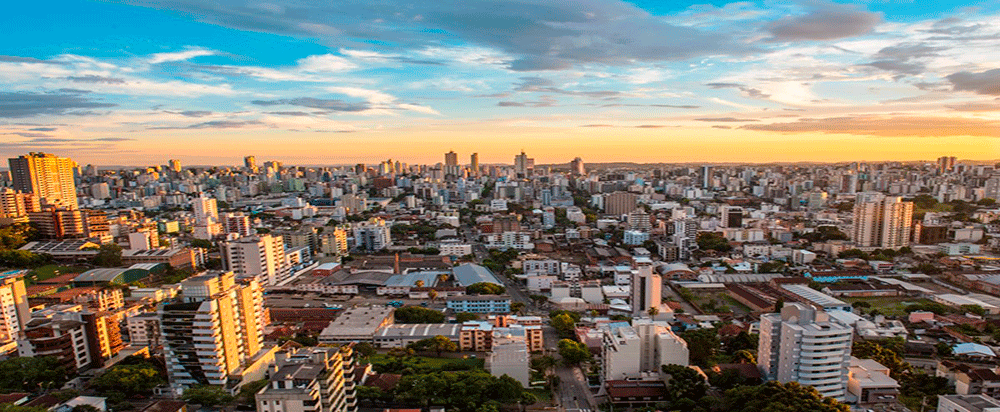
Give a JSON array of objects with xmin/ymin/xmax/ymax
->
[{"xmin": 543, "ymin": 325, "xmax": 597, "ymax": 412}]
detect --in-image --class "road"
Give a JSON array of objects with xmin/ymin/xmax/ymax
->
[{"xmin": 543, "ymin": 325, "xmax": 596, "ymax": 412}]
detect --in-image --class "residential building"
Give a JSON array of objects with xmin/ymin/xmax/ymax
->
[
  {"xmin": 487, "ymin": 328, "xmax": 531, "ymax": 387},
  {"xmin": 938, "ymin": 395, "xmax": 1000, "ymax": 412},
  {"xmin": 851, "ymin": 193, "xmax": 914, "ymax": 249},
  {"xmin": 351, "ymin": 218, "xmax": 392, "ymax": 252},
  {"xmin": 256, "ymin": 345, "xmax": 364, "ymax": 412},
  {"xmin": 221, "ymin": 234, "xmax": 291, "ymax": 286},
  {"xmin": 459, "ymin": 315, "xmax": 544, "ymax": 352},
  {"xmin": 631, "ymin": 257, "xmax": 661, "ymax": 316},
  {"xmin": 758, "ymin": 303, "xmax": 853, "ymax": 401},
  {"xmin": 160, "ymin": 272, "xmax": 269, "ymax": 392},
  {"xmin": 318, "ymin": 306, "xmax": 394, "ymax": 344},
  {"xmin": 0, "ymin": 272, "xmax": 30, "ymax": 347},
  {"xmin": 446, "ymin": 295, "xmax": 511, "ymax": 313},
  {"xmin": 847, "ymin": 357, "xmax": 899, "ymax": 405},
  {"xmin": 605, "ymin": 192, "xmax": 638, "ymax": 215},
  {"xmin": 8, "ymin": 152, "xmax": 78, "ymax": 209}
]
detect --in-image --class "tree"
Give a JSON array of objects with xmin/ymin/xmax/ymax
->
[
  {"xmin": 510, "ymin": 301, "xmax": 525, "ymax": 314},
  {"xmin": 394, "ymin": 306, "xmax": 446, "ymax": 323},
  {"xmin": 680, "ymin": 328, "xmax": 721, "ymax": 367},
  {"xmin": 181, "ymin": 385, "xmax": 235, "ymax": 407},
  {"xmin": 237, "ymin": 379, "xmax": 268, "ymax": 406},
  {"xmin": 935, "ymin": 342, "xmax": 953, "ymax": 357},
  {"xmin": 550, "ymin": 313, "xmax": 577, "ymax": 339},
  {"xmin": 852, "ymin": 340, "xmax": 909, "ymax": 378},
  {"xmin": 89, "ymin": 242, "xmax": 123, "ymax": 267},
  {"xmin": 466, "ymin": 282, "xmax": 505, "ymax": 295},
  {"xmin": 532, "ymin": 355, "xmax": 556, "ymax": 371},
  {"xmin": 661, "ymin": 364, "xmax": 708, "ymax": 404},
  {"xmin": 557, "ymin": 339, "xmax": 591, "ymax": 365},
  {"xmin": 733, "ymin": 349, "xmax": 756, "ymax": 364},
  {"xmin": 354, "ymin": 342, "xmax": 376, "ymax": 358},
  {"xmin": 647, "ymin": 306, "xmax": 659, "ymax": 317},
  {"xmin": 428, "ymin": 335, "xmax": 458, "ymax": 356},
  {"xmin": 697, "ymin": 232, "xmax": 732, "ymax": 252},
  {"xmin": 427, "ymin": 289, "xmax": 438, "ymax": 302},
  {"xmin": 723, "ymin": 381, "xmax": 850, "ymax": 412},
  {"xmin": 0, "ymin": 406, "xmax": 49, "ymax": 412},
  {"xmin": 415, "ymin": 280, "xmax": 425, "ymax": 288},
  {"xmin": 0, "ymin": 356, "xmax": 70, "ymax": 392},
  {"xmin": 91, "ymin": 362, "xmax": 164, "ymax": 397},
  {"xmin": 456, "ymin": 312, "xmax": 480, "ymax": 323},
  {"xmin": 898, "ymin": 373, "xmax": 952, "ymax": 410}
]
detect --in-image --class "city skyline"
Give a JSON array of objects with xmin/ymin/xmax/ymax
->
[{"xmin": 2, "ymin": 0, "xmax": 1000, "ymax": 164}]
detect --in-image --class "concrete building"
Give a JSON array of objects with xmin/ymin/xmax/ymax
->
[
  {"xmin": 160, "ymin": 272, "xmax": 269, "ymax": 392},
  {"xmin": 446, "ymin": 295, "xmax": 511, "ymax": 313},
  {"xmin": 372, "ymin": 323, "xmax": 462, "ymax": 348},
  {"xmin": 8, "ymin": 152, "xmax": 78, "ymax": 209},
  {"xmin": 487, "ymin": 328, "xmax": 531, "ymax": 387},
  {"xmin": 758, "ymin": 303, "xmax": 853, "ymax": 401},
  {"xmin": 459, "ymin": 315, "xmax": 544, "ymax": 352},
  {"xmin": 851, "ymin": 193, "xmax": 914, "ymax": 249},
  {"xmin": 0, "ymin": 271, "xmax": 30, "ymax": 347},
  {"xmin": 600, "ymin": 320, "xmax": 688, "ymax": 382},
  {"xmin": 222, "ymin": 213, "xmax": 253, "ymax": 237},
  {"xmin": 256, "ymin": 345, "xmax": 364, "ymax": 412},
  {"xmin": 631, "ymin": 257, "xmax": 661, "ymax": 316},
  {"xmin": 847, "ymin": 357, "xmax": 899, "ymax": 406},
  {"xmin": 605, "ymin": 192, "xmax": 638, "ymax": 215},
  {"xmin": 937, "ymin": 395, "xmax": 1000, "ymax": 412},
  {"xmin": 221, "ymin": 234, "xmax": 291, "ymax": 287},
  {"xmin": 351, "ymin": 218, "xmax": 392, "ymax": 252},
  {"xmin": 318, "ymin": 306, "xmax": 394, "ymax": 344}
]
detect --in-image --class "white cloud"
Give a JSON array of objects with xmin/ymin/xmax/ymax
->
[
  {"xmin": 149, "ymin": 48, "xmax": 215, "ymax": 64},
  {"xmin": 296, "ymin": 54, "xmax": 357, "ymax": 72}
]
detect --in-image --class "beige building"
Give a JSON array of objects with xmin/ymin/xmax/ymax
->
[
  {"xmin": 459, "ymin": 315, "xmax": 544, "ymax": 352},
  {"xmin": 0, "ymin": 273, "xmax": 30, "ymax": 346},
  {"xmin": 851, "ymin": 193, "xmax": 914, "ymax": 249},
  {"xmin": 221, "ymin": 234, "xmax": 291, "ymax": 286},
  {"xmin": 8, "ymin": 152, "xmax": 79, "ymax": 210},
  {"xmin": 161, "ymin": 271, "xmax": 267, "ymax": 391},
  {"xmin": 257, "ymin": 345, "xmax": 367, "ymax": 412}
]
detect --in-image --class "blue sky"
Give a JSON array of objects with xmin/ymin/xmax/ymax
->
[{"xmin": 1, "ymin": 0, "xmax": 999, "ymax": 164}]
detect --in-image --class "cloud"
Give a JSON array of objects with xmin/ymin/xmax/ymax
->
[
  {"xmin": 947, "ymin": 69, "xmax": 1000, "ymax": 95},
  {"xmin": 945, "ymin": 100, "xmax": 1000, "ymax": 112},
  {"xmin": 171, "ymin": 110, "xmax": 213, "ymax": 117},
  {"xmin": 497, "ymin": 96, "xmax": 557, "ymax": 108},
  {"xmin": 513, "ymin": 77, "xmax": 620, "ymax": 98},
  {"xmin": 740, "ymin": 115, "xmax": 1000, "ymax": 137},
  {"xmin": 0, "ymin": 55, "xmax": 64, "ymax": 64},
  {"xmin": 29, "ymin": 127, "xmax": 58, "ymax": 132},
  {"xmin": 712, "ymin": 125, "xmax": 732, "ymax": 129},
  {"xmin": 651, "ymin": 104, "xmax": 701, "ymax": 109},
  {"xmin": 0, "ymin": 91, "xmax": 116, "ymax": 118},
  {"xmin": 862, "ymin": 60, "xmax": 924, "ymax": 76},
  {"xmin": 126, "ymin": 0, "xmax": 750, "ymax": 70},
  {"xmin": 580, "ymin": 124, "xmax": 613, "ymax": 127},
  {"xmin": 152, "ymin": 120, "xmax": 264, "ymax": 129},
  {"xmin": 694, "ymin": 117, "xmax": 759, "ymax": 122},
  {"xmin": 66, "ymin": 75, "xmax": 127, "ymax": 84},
  {"xmin": 766, "ymin": 1, "xmax": 882, "ymax": 42},
  {"xmin": 251, "ymin": 98, "xmax": 371, "ymax": 112},
  {"xmin": 704, "ymin": 82, "xmax": 770, "ymax": 99},
  {"xmin": 635, "ymin": 125, "xmax": 670, "ymax": 128},
  {"xmin": 148, "ymin": 47, "xmax": 215, "ymax": 64}
]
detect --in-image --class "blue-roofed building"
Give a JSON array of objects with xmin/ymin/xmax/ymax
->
[
  {"xmin": 453, "ymin": 263, "xmax": 502, "ymax": 287},
  {"xmin": 446, "ymin": 295, "xmax": 511, "ymax": 313}
]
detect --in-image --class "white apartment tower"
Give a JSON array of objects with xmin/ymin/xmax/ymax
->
[
  {"xmin": 758, "ymin": 303, "xmax": 853, "ymax": 401},
  {"xmin": 631, "ymin": 257, "xmax": 661, "ymax": 316},
  {"xmin": 221, "ymin": 234, "xmax": 291, "ymax": 286},
  {"xmin": 0, "ymin": 274, "xmax": 30, "ymax": 346}
]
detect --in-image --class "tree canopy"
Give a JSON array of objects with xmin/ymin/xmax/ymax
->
[
  {"xmin": 466, "ymin": 282, "xmax": 505, "ymax": 295},
  {"xmin": 395, "ymin": 306, "xmax": 446, "ymax": 323},
  {"xmin": 557, "ymin": 339, "xmax": 590, "ymax": 365},
  {"xmin": 0, "ymin": 357, "xmax": 70, "ymax": 392},
  {"xmin": 722, "ymin": 381, "xmax": 850, "ymax": 412}
]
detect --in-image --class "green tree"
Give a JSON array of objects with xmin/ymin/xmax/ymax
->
[
  {"xmin": 91, "ymin": 363, "xmax": 164, "ymax": 397},
  {"xmin": 680, "ymin": 328, "xmax": 721, "ymax": 367},
  {"xmin": 550, "ymin": 313, "xmax": 577, "ymax": 338},
  {"xmin": 354, "ymin": 342, "xmax": 376, "ymax": 358},
  {"xmin": 661, "ymin": 364, "xmax": 708, "ymax": 403},
  {"xmin": 0, "ymin": 406, "xmax": 49, "ymax": 412},
  {"xmin": 237, "ymin": 379, "xmax": 269, "ymax": 406},
  {"xmin": 427, "ymin": 335, "xmax": 458, "ymax": 356},
  {"xmin": 723, "ymin": 381, "xmax": 850, "ymax": 412},
  {"xmin": 557, "ymin": 339, "xmax": 591, "ymax": 365},
  {"xmin": 697, "ymin": 232, "xmax": 732, "ymax": 252},
  {"xmin": 0, "ymin": 357, "xmax": 70, "ymax": 392},
  {"xmin": 181, "ymin": 385, "xmax": 235, "ymax": 407},
  {"xmin": 456, "ymin": 312, "xmax": 480, "ymax": 323},
  {"xmin": 394, "ymin": 306, "xmax": 446, "ymax": 323},
  {"xmin": 466, "ymin": 282, "xmax": 506, "ymax": 295},
  {"xmin": 90, "ymin": 243, "xmax": 123, "ymax": 267},
  {"xmin": 852, "ymin": 340, "xmax": 909, "ymax": 377}
]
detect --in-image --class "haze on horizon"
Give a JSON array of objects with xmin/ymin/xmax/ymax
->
[{"xmin": 1, "ymin": 0, "xmax": 999, "ymax": 165}]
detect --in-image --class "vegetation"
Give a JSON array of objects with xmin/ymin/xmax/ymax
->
[
  {"xmin": 407, "ymin": 335, "xmax": 458, "ymax": 356},
  {"xmin": 91, "ymin": 357, "xmax": 165, "ymax": 398},
  {"xmin": 181, "ymin": 385, "xmax": 235, "ymax": 407},
  {"xmin": 394, "ymin": 306, "xmax": 446, "ymax": 323},
  {"xmin": 681, "ymin": 328, "xmax": 722, "ymax": 367},
  {"xmin": 549, "ymin": 310, "xmax": 580, "ymax": 339},
  {"xmin": 465, "ymin": 282, "xmax": 505, "ymax": 295},
  {"xmin": 0, "ymin": 250, "xmax": 53, "ymax": 269},
  {"xmin": 389, "ymin": 370, "xmax": 526, "ymax": 411},
  {"xmin": 557, "ymin": 339, "xmax": 590, "ymax": 365},
  {"xmin": 455, "ymin": 312, "xmax": 480, "ymax": 323},
  {"xmin": 0, "ymin": 357, "xmax": 69, "ymax": 392},
  {"xmin": 797, "ymin": 226, "xmax": 848, "ymax": 242},
  {"xmin": 721, "ymin": 381, "xmax": 850, "ymax": 412},
  {"xmin": 697, "ymin": 232, "xmax": 732, "ymax": 252},
  {"xmin": 365, "ymin": 354, "xmax": 483, "ymax": 375},
  {"xmin": 89, "ymin": 243, "xmax": 123, "ymax": 267},
  {"xmin": 662, "ymin": 364, "xmax": 709, "ymax": 407}
]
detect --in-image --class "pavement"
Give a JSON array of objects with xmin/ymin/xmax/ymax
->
[{"xmin": 543, "ymin": 325, "xmax": 597, "ymax": 412}]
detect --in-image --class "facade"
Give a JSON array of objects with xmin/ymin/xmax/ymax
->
[
  {"xmin": 222, "ymin": 213, "xmax": 253, "ymax": 237},
  {"xmin": 851, "ymin": 193, "xmax": 914, "ymax": 249},
  {"xmin": 758, "ymin": 303, "xmax": 853, "ymax": 401},
  {"xmin": 221, "ymin": 234, "xmax": 291, "ymax": 286},
  {"xmin": 937, "ymin": 395, "xmax": 1000, "ymax": 412},
  {"xmin": 459, "ymin": 315, "xmax": 544, "ymax": 352},
  {"xmin": 160, "ymin": 272, "xmax": 267, "ymax": 391},
  {"xmin": 0, "ymin": 272, "xmax": 30, "ymax": 346},
  {"xmin": 631, "ymin": 258, "xmax": 661, "ymax": 316},
  {"xmin": 605, "ymin": 192, "xmax": 638, "ymax": 215},
  {"xmin": 256, "ymin": 345, "xmax": 364, "ymax": 412},
  {"xmin": 8, "ymin": 152, "xmax": 78, "ymax": 210},
  {"xmin": 351, "ymin": 218, "xmax": 392, "ymax": 252},
  {"xmin": 847, "ymin": 357, "xmax": 899, "ymax": 405},
  {"xmin": 446, "ymin": 295, "xmax": 511, "ymax": 313},
  {"xmin": 600, "ymin": 320, "xmax": 688, "ymax": 382}
]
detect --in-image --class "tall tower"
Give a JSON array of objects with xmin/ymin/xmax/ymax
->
[
  {"xmin": 8, "ymin": 152, "xmax": 78, "ymax": 209},
  {"xmin": 470, "ymin": 153, "xmax": 480, "ymax": 176},
  {"xmin": 851, "ymin": 193, "xmax": 913, "ymax": 249},
  {"xmin": 168, "ymin": 159, "xmax": 182, "ymax": 173},
  {"xmin": 220, "ymin": 234, "xmax": 291, "ymax": 286},
  {"xmin": 570, "ymin": 157, "xmax": 585, "ymax": 176},
  {"xmin": 244, "ymin": 156, "xmax": 258, "ymax": 173},
  {"xmin": 700, "ymin": 165, "xmax": 713, "ymax": 189},
  {"xmin": 631, "ymin": 257, "xmax": 661, "ymax": 316},
  {"xmin": 160, "ymin": 272, "xmax": 266, "ymax": 392},
  {"xmin": 445, "ymin": 151, "xmax": 458, "ymax": 167},
  {"xmin": 758, "ymin": 303, "xmax": 852, "ymax": 401},
  {"xmin": 0, "ymin": 273, "xmax": 30, "ymax": 346}
]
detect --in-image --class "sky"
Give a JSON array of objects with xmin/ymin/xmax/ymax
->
[{"xmin": 1, "ymin": 0, "xmax": 999, "ymax": 166}]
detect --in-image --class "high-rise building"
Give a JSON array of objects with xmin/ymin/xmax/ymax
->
[
  {"xmin": 470, "ymin": 153, "xmax": 480, "ymax": 175},
  {"xmin": 487, "ymin": 329, "xmax": 531, "ymax": 387},
  {"xmin": 0, "ymin": 187, "xmax": 38, "ymax": 225},
  {"xmin": 700, "ymin": 165, "xmax": 713, "ymax": 189},
  {"xmin": 160, "ymin": 271, "xmax": 267, "ymax": 392},
  {"xmin": 192, "ymin": 196, "xmax": 219, "ymax": 225},
  {"xmin": 221, "ymin": 235, "xmax": 291, "ymax": 286},
  {"xmin": 351, "ymin": 218, "xmax": 392, "ymax": 252},
  {"xmin": 0, "ymin": 273, "xmax": 30, "ymax": 346},
  {"xmin": 8, "ymin": 152, "xmax": 79, "ymax": 209},
  {"xmin": 244, "ymin": 156, "xmax": 258, "ymax": 172},
  {"xmin": 222, "ymin": 212, "xmax": 253, "ymax": 237},
  {"xmin": 631, "ymin": 257, "xmax": 661, "ymax": 316},
  {"xmin": 18, "ymin": 304, "xmax": 123, "ymax": 372},
  {"xmin": 721, "ymin": 205, "xmax": 744, "ymax": 228},
  {"xmin": 851, "ymin": 193, "xmax": 914, "ymax": 249},
  {"xmin": 937, "ymin": 156, "xmax": 957, "ymax": 174},
  {"xmin": 513, "ymin": 151, "xmax": 534, "ymax": 178},
  {"xmin": 168, "ymin": 159, "xmax": 182, "ymax": 173},
  {"xmin": 256, "ymin": 345, "xmax": 363, "ymax": 412},
  {"xmin": 600, "ymin": 319, "xmax": 687, "ymax": 382},
  {"xmin": 570, "ymin": 157, "xmax": 585, "ymax": 176},
  {"xmin": 445, "ymin": 150, "xmax": 458, "ymax": 167},
  {"xmin": 605, "ymin": 191, "xmax": 638, "ymax": 215},
  {"xmin": 758, "ymin": 303, "xmax": 853, "ymax": 401}
]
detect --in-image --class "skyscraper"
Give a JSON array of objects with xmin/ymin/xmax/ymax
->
[
  {"xmin": 721, "ymin": 205, "xmax": 744, "ymax": 228},
  {"xmin": 244, "ymin": 155, "xmax": 258, "ymax": 172},
  {"xmin": 631, "ymin": 257, "xmax": 661, "ymax": 316},
  {"xmin": 700, "ymin": 165, "xmax": 713, "ymax": 189},
  {"xmin": 851, "ymin": 193, "xmax": 914, "ymax": 249},
  {"xmin": 220, "ymin": 234, "xmax": 291, "ymax": 286},
  {"xmin": 570, "ymin": 157, "xmax": 585, "ymax": 176},
  {"xmin": 937, "ymin": 156, "xmax": 957, "ymax": 174},
  {"xmin": 470, "ymin": 153, "xmax": 480, "ymax": 175},
  {"xmin": 758, "ymin": 303, "xmax": 853, "ymax": 401},
  {"xmin": 0, "ymin": 272, "xmax": 30, "ymax": 346},
  {"xmin": 513, "ymin": 150, "xmax": 533, "ymax": 178},
  {"xmin": 168, "ymin": 159, "xmax": 182, "ymax": 173},
  {"xmin": 8, "ymin": 152, "xmax": 79, "ymax": 209},
  {"xmin": 445, "ymin": 150, "xmax": 458, "ymax": 167},
  {"xmin": 160, "ymin": 271, "xmax": 267, "ymax": 392}
]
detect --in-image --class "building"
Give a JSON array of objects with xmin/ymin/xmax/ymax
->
[
  {"xmin": 721, "ymin": 206, "xmax": 743, "ymax": 228},
  {"xmin": 631, "ymin": 258, "xmax": 661, "ymax": 316},
  {"xmin": 487, "ymin": 329, "xmax": 531, "ymax": 387},
  {"xmin": 446, "ymin": 295, "xmax": 511, "ymax": 313},
  {"xmin": 17, "ymin": 304, "xmax": 122, "ymax": 372},
  {"xmin": 514, "ymin": 151, "xmax": 534, "ymax": 177},
  {"xmin": 484, "ymin": 232, "xmax": 533, "ymax": 250},
  {"xmin": 192, "ymin": 196, "xmax": 219, "ymax": 226},
  {"xmin": 570, "ymin": 157, "xmax": 585, "ymax": 176},
  {"xmin": 599, "ymin": 320, "xmax": 688, "ymax": 382},
  {"xmin": 8, "ymin": 152, "xmax": 78, "ymax": 209},
  {"xmin": 937, "ymin": 395, "xmax": 1000, "ymax": 412},
  {"xmin": 0, "ymin": 272, "xmax": 30, "ymax": 347},
  {"xmin": 372, "ymin": 323, "xmax": 462, "ymax": 348},
  {"xmin": 851, "ymin": 193, "xmax": 914, "ymax": 249},
  {"xmin": 623, "ymin": 230, "xmax": 649, "ymax": 246},
  {"xmin": 452, "ymin": 263, "xmax": 503, "ymax": 287},
  {"xmin": 470, "ymin": 153, "xmax": 480, "ymax": 175},
  {"xmin": 222, "ymin": 213, "xmax": 253, "ymax": 237},
  {"xmin": 758, "ymin": 303, "xmax": 853, "ymax": 401},
  {"xmin": 126, "ymin": 312, "xmax": 161, "ymax": 347},
  {"xmin": 605, "ymin": 192, "xmax": 638, "ymax": 216},
  {"xmin": 244, "ymin": 156, "xmax": 258, "ymax": 172},
  {"xmin": 122, "ymin": 248, "xmax": 198, "ymax": 271},
  {"xmin": 318, "ymin": 306, "xmax": 394, "ymax": 344},
  {"xmin": 256, "ymin": 345, "xmax": 364, "ymax": 412},
  {"xmin": 847, "ymin": 357, "xmax": 899, "ymax": 405},
  {"xmin": 351, "ymin": 218, "xmax": 392, "ymax": 252},
  {"xmin": 0, "ymin": 187, "xmax": 37, "ymax": 225},
  {"xmin": 221, "ymin": 234, "xmax": 291, "ymax": 286},
  {"xmin": 160, "ymin": 272, "xmax": 269, "ymax": 392},
  {"xmin": 459, "ymin": 315, "xmax": 544, "ymax": 352}
]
